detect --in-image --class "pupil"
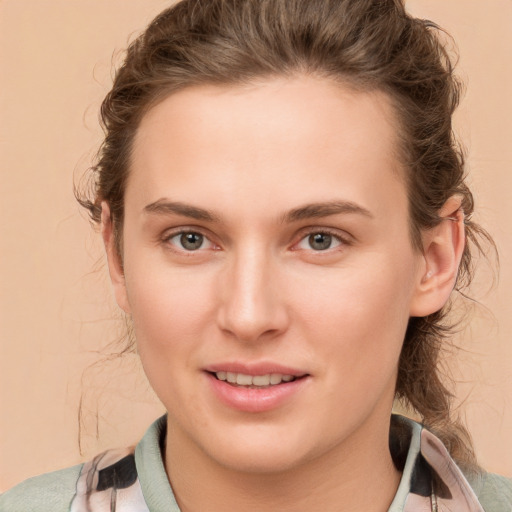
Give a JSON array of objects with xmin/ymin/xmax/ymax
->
[
  {"xmin": 309, "ymin": 233, "xmax": 331, "ymax": 250},
  {"xmin": 181, "ymin": 233, "xmax": 203, "ymax": 250}
]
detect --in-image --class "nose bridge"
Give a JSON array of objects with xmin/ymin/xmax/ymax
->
[{"xmin": 217, "ymin": 241, "xmax": 287, "ymax": 342}]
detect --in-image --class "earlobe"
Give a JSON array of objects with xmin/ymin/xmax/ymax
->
[
  {"xmin": 409, "ymin": 196, "xmax": 465, "ymax": 317},
  {"xmin": 101, "ymin": 202, "xmax": 131, "ymax": 314}
]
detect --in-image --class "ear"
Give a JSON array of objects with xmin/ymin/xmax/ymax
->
[
  {"xmin": 409, "ymin": 195, "xmax": 465, "ymax": 317},
  {"xmin": 101, "ymin": 202, "xmax": 131, "ymax": 313}
]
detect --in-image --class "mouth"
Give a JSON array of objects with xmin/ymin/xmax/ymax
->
[
  {"xmin": 205, "ymin": 365, "xmax": 310, "ymax": 412},
  {"xmin": 210, "ymin": 371, "xmax": 303, "ymax": 388}
]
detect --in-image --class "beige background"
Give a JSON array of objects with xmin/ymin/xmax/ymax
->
[{"xmin": 1, "ymin": 0, "xmax": 511, "ymax": 490}]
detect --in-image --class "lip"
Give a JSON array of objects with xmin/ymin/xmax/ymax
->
[
  {"xmin": 204, "ymin": 361, "xmax": 310, "ymax": 413},
  {"xmin": 204, "ymin": 361, "xmax": 307, "ymax": 377}
]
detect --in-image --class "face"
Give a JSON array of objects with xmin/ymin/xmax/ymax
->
[{"xmin": 110, "ymin": 77, "xmax": 429, "ymax": 474}]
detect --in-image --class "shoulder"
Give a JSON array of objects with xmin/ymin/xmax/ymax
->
[
  {"xmin": 0, "ymin": 464, "xmax": 83, "ymax": 512},
  {"xmin": 466, "ymin": 471, "xmax": 512, "ymax": 511}
]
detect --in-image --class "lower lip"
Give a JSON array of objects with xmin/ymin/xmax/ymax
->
[{"xmin": 206, "ymin": 373, "xmax": 309, "ymax": 413}]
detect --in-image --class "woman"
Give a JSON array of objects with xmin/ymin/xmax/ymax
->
[{"xmin": 2, "ymin": 0, "xmax": 511, "ymax": 510}]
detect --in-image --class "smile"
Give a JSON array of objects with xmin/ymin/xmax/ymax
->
[
  {"xmin": 206, "ymin": 366, "xmax": 310, "ymax": 412},
  {"xmin": 214, "ymin": 371, "xmax": 297, "ymax": 387}
]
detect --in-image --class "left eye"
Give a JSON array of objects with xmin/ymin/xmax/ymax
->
[
  {"xmin": 167, "ymin": 231, "xmax": 214, "ymax": 251},
  {"xmin": 296, "ymin": 232, "xmax": 343, "ymax": 251}
]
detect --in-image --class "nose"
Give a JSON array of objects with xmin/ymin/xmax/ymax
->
[{"xmin": 216, "ymin": 247, "xmax": 289, "ymax": 343}]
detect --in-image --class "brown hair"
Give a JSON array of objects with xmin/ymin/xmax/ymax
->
[{"xmin": 78, "ymin": 0, "xmax": 494, "ymax": 470}]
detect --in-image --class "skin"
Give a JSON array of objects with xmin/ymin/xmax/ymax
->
[{"xmin": 103, "ymin": 76, "xmax": 465, "ymax": 512}]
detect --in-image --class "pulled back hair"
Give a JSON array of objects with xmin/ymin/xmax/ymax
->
[{"xmin": 78, "ymin": 0, "xmax": 494, "ymax": 470}]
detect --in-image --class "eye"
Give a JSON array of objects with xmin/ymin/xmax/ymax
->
[
  {"xmin": 166, "ymin": 231, "xmax": 216, "ymax": 251},
  {"xmin": 295, "ymin": 231, "xmax": 344, "ymax": 251}
]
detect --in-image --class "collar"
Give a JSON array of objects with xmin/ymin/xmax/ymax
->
[{"xmin": 70, "ymin": 414, "xmax": 484, "ymax": 511}]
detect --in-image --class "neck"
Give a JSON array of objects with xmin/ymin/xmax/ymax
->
[{"xmin": 165, "ymin": 414, "xmax": 401, "ymax": 512}]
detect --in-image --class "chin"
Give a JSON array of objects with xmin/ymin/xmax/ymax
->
[
  {"xmin": 212, "ymin": 444, "xmax": 310, "ymax": 475},
  {"xmin": 196, "ymin": 423, "xmax": 329, "ymax": 475}
]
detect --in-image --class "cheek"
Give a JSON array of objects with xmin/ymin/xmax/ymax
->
[
  {"xmin": 123, "ymin": 259, "xmax": 218, "ymax": 368},
  {"xmin": 288, "ymin": 254, "xmax": 417, "ymax": 376},
  {"xmin": 124, "ymin": 268, "xmax": 220, "ymax": 415}
]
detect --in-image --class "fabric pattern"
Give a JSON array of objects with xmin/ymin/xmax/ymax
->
[
  {"xmin": 70, "ymin": 448, "xmax": 148, "ymax": 512},
  {"xmin": 68, "ymin": 415, "xmax": 485, "ymax": 512}
]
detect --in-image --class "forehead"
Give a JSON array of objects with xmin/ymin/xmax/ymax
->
[{"xmin": 128, "ymin": 76, "xmax": 407, "ymax": 221}]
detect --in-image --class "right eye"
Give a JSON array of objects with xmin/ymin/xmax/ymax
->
[{"xmin": 165, "ymin": 231, "xmax": 216, "ymax": 252}]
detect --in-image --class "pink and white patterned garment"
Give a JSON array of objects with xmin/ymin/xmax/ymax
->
[
  {"xmin": 70, "ymin": 415, "xmax": 484, "ymax": 512},
  {"xmin": 71, "ymin": 448, "xmax": 146, "ymax": 512}
]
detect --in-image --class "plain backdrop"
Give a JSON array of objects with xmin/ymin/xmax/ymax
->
[{"xmin": 1, "ymin": 0, "xmax": 511, "ymax": 490}]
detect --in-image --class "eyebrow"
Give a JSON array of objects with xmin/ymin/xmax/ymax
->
[
  {"xmin": 143, "ymin": 199, "xmax": 373, "ymax": 223},
  {"xmin": 282, "ymin": 201, "xmax": 373, "ymax": 223},
  {"xmin": 144, "ymin": 199, "xmax": 220, "ymax": 222}
]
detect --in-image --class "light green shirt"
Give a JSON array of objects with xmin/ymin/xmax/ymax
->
[{"xmin": 1, "ymin": 416, "xmax": 511, "ymax": 511}]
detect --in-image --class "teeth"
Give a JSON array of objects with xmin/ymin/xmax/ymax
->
[
  {"xmin": 270, "ymin": 374, "xmax": 282, "ymax": 385},
  {"xmin": 215, "ymin": 372, "xmax": 297, "ymax": 387},
  {"xmin": 252, "ymin": 375, "xmax": 270, "ymax": 386},
  {"xmin": 236, "ymin": 373, "xmax": 253, "ymax": 385}
]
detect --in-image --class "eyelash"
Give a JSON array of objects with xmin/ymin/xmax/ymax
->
[{"xmin": 161, "ymin": 227, "xmax": 352, "ymax": 254}]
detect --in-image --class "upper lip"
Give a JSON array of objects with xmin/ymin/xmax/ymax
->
[{"xmin": 204, "ymin": 361, "xmax": 308, "ymax": 377}]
